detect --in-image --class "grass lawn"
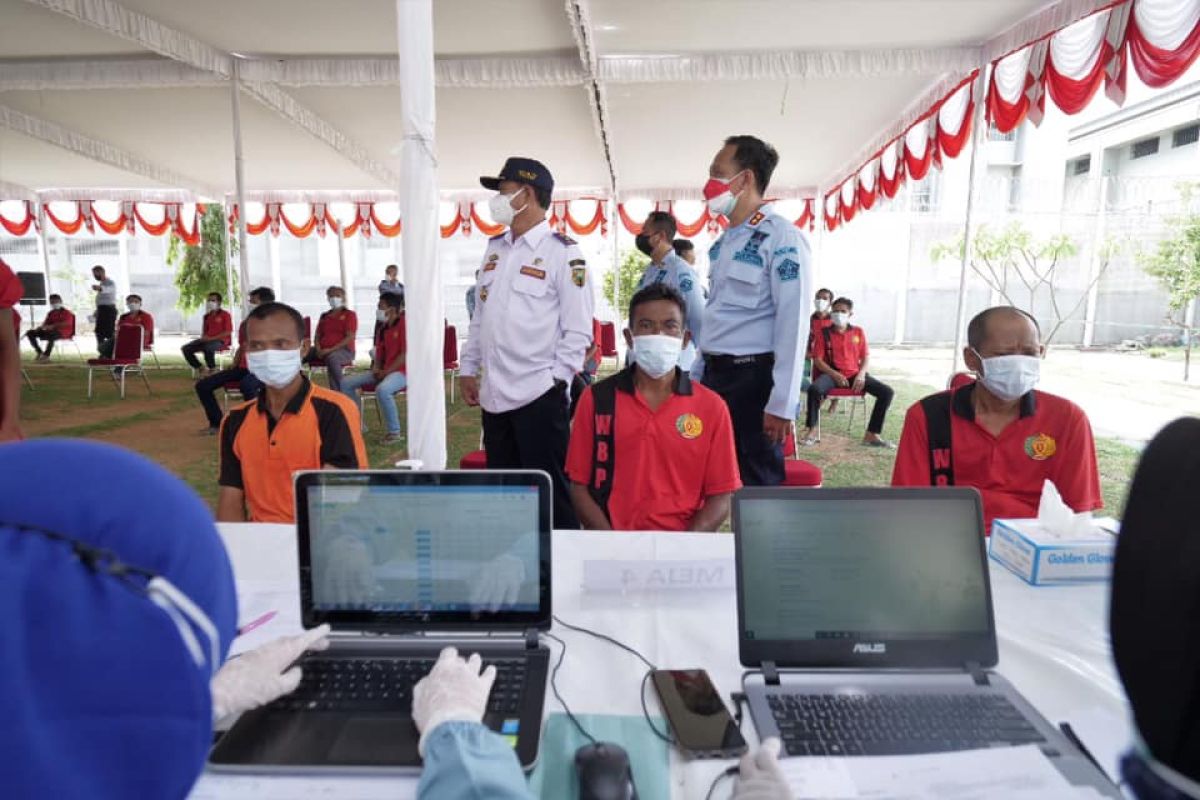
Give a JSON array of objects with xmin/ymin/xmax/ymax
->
[{"xmin": 17, "ymin": 356, "xmax": 1140, "ymax": 519}]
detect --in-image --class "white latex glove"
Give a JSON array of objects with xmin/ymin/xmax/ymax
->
[
  {"xmin": 210, "ymin": 624, "xmax": 331, "ymax": 721},
  {"xmin": 470, "ymin": 553, "xmax": 526, "ymax": 612},
  {"xmin": 735, "ymin": 738, "xmax": 795, "ymax": 800},
  {"xmin": 320, "ymin": 535, "xmax": 376, "ymax": 604},
  {"xmin": 412, "ymin": 647, "xmax": 496, "ymax": 756}
]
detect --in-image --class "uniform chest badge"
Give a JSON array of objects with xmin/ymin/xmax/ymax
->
[
  {"xmin": 572, "ymin": 266, "xmax": 587, "ymax": 287},
  {"xmin": 676, "ymin": 413, "xmax": 703, "ymax": 440},
  {"xmin": 483, "ymin": 261, "xmax": 497, "ymax": 272},
  {"xmin": 480, "ymin": 286, "xmax": 489, "ymax": 302},
  {"xmin": 1025, "ymin": 433, "xmax": 1056, "ymax": 461},
  {"xmin": 533, "ymin": 257, "xmax": 543, "ymax": 266},
  {"xmin": 852, "ymin": 335, "xmax": 860, "ymax": 344}
]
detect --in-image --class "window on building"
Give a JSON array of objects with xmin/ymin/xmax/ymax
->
[
  {"xmin": 1007, "ymin": 166, "xmax": 1023, "ymax": 211},
  {"xmin": 1172, "ymin": 124, "xmax": 1199, "ymax": 148},
  {"xmin": 0, "ymin": 238, "xmax": 38, "ymax": 255},
  {"xmin": 910, "ymin": 173, "xmax": 941, "ymax": 213},
  {"xmin": 1131, "ymin": 136, "xmax": 1160, "ymax": 159},
  {"xmin": 1070, "ymin": 156, "xmax": 1091, "ymax": 176},
  {"xmin": 988, "ymin": 124, "xmax": 1017, "ymax": 142},
  {"xmin": 68, "ymin": 239, "xmax": 120, "ymax": 257}
]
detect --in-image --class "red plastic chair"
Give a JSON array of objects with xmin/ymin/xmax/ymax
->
[
  {"xmin": 459, "ymin": 450, "xmax": 487, "ymax": 469},
  {"xmin": 949, "ymin": 372, "xmax": 975, "ymax": 390},
  {"xmin": 86, "ymin": 324, "xmax": 150, "ymax": 399},
  {"xmin": 359, "ymin": 380, "xmax": 406, "ymax": 432},
  {"xmin": 781, "ymin": 427, "xmax": 823, "ymax": 487},
  {"xmin": 444, "ymin": 324, "xmax": 459, "ymax": 402},
  {"xmin": 599, "ymin": 322, "xmax": 618, "ymax": 368}
]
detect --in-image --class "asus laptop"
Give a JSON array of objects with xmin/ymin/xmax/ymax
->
[
  {"xmin": 734, "ymin": 487, "xmax": 1117, "ymax": 796},
  {"xmin": 209, "ymin": 470, "xmax": 552, "ymax": 772}
]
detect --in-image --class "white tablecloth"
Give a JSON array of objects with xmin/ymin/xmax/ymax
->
[{"xmin": 192, "ymin": 525, "xmax": 1131, "ymax": 800}]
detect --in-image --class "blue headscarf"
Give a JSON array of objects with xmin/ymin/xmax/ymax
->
[{"xmin": 0, "ymin": 440, "xmax": 237, "ymax": 799}]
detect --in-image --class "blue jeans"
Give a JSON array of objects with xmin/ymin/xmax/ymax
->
[{"xmin": 343, "ymin": 371, "xmax": 407, "ymax": 434}]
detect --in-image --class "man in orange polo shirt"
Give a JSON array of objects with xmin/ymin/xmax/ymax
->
[
  {"xmin": 0, "ymin": 258, "xmax": 22, "ymax": 441},
  {"xmin": 800, "ymin": 296, "xmax": 894, "ymax": 448},
  {"xmin": 892, "ymin": 306, "xmax": 1102, "ymax": 532},
  {"xmin": 305, "ymin": 285, "xmax": 357, "ymax": 391},
  {"xmin": 182, "ymin": 291, "xmax": 233, "ymax": 375},
  {"xmin": 566, "ymin": 284, "xmax": 741, "ymax": 531},
  {"xmin": 217, "ymin": 301, "xmax": 367, "ymax": 523}
]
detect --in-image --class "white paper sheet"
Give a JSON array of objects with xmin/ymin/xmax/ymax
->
[
  {"xmin": 229, "ymin": 581, "xmax": 303, "ymax": 656},
  {"xmin": 780, "ymin": 745, "xmax": 1093, "ymax": 799},
  {"xmin": 189, "ymin": 773, "xmax": 414, "ymax": 800}
]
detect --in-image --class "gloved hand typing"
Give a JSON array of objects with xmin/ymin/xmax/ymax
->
[
  {"xmin": 412, "ymin": 647, "xmax": 496, "ymax": 756},
  {"xmin": 734, "ymin": 738, "xmax": 795, "ymax": 800},
  {"xmin": 210, "ymin": 624, "xmax": 331, "ymax": 721}
]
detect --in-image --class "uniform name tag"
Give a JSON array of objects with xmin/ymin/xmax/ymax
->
[
  {"xmin": 520, "ymin": 265, "xmax": 546, "ymax": 280},
  {"xmin": 483, "ymin": 262, "xmax": 497, "ymax": 272}
]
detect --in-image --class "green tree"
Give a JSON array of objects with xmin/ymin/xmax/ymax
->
[
  {"xmin": 602, "ymin": 248, "xmax": 648, "ymax": 322},
  {"xmin": 931, "ymin": 221, "xmax": 1115, "ymax": 345},
  {"xmin": 1139, "ymin": 184, "xmax": 1200, "ymax": 382},
  {"xmin": 168, "ymin": 204, "xmax": 238, "ymax": 314}
]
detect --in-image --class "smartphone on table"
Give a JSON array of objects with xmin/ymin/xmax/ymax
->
[{"xmin": 651, "ymin": 669, "xmax": 748, "ymax": 759}]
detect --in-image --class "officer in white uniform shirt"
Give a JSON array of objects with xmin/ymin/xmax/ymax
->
[
  {"xmin": 695, "ymin": 135, "xmax": 812, "ymax": 486},
  {"xmin": 634, "ymin": 211, "xmax": 704, "ymax": 371},
  {"xmin": 460, "ymin": 157, "xmax": 594, "ymax": 528}
]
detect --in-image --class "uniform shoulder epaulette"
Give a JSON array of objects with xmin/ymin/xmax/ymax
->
[
  {"xmin": 488, "ymin": 232, "xmax": 506, "ymax": 242},
  {"xmin": 553, "ymin": 232, "xmax": 577, "ymax": 246}
]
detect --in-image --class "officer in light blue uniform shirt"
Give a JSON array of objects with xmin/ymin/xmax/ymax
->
[
  {"xmin": 695, "ymin": 135, "xmax": 812, "ymax": 486},
  {"xmin": 634, "ymin": 211, "xmax": 704, "ymax": 371}
]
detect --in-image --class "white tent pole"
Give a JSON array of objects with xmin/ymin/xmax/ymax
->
[
  {"xmin": 950, "ymin": 66, "xmax": 990, "ymax": 373},
  {"xmin": 395, "ymin": 0, "xmax": 446, "ymax": 469},
  {"xmin": 35, "ymin": 202, "xmax": 52, "ymax": 296},
  {"xmin": 230, "ymin": 60, "xmax": 251, "ymax": 314},
  {"xmin": 221, "ymin": 200, "xmax": 235, "ymax": 310},
  {"xmin": 336, "ymin": 224, "xmax": 349, "ymax": 302},
  {"xmin": 610, "ymin": 199, "xmax": 620, "ymax": 321}
]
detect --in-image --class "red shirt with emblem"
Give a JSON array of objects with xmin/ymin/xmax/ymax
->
[
  {"xmin": 44, "ymin": 308, "xmax": 76, "ymax": 338},
  {"xmin": 203, "ymin": 309, "xmax": 233, "ymax": 346},
  {"xmin": 891, "ymin": 384, "xmax": 1102, "ymax": 532},
  {"xmin": 376, "ymin": 314, "xmax": 407, "ymax": 375},
  {"xmin": 811, "ymin": 324, "xmax": 868, "ymax": 379},
  {"xmin": 566, "ymin": 367, "xmax": 742, "ymax": 531},
  {"xmin": 315, "ymin": 309, "xmax": 358, "ymax": 356},
  {"xmin": 118, "ymin": 310, "xmax": 153, "ymax": 347}
]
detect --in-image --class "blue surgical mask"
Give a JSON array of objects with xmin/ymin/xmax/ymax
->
[
  {"xmin": 247, "ymin": 348, "xmax": 302, "ymax": 389},
  {"xmin": 973, "ymin": 349, "xmax": 1040, "ymax": 402}
]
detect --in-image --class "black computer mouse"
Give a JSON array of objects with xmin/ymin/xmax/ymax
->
[{"xmin": 575, "ymin": 741, "xmax": 639, "ymax": 800}]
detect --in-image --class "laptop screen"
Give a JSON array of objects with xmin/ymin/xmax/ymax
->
[
  {"xmin": 295, "ymin": 470, "xmax": 552, "ymax": 631},
  {"xmin": 735, "ymin": 488, "xmax": 997, "ymax": 668}
]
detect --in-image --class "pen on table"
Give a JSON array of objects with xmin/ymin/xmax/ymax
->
[
  {"xmin": 1059, "ymin": 721, "xmax": 1111, "ymax": 782},
  {"xmin": 237, "ymin": 610, "xmax": 278, "ymax": 637}
]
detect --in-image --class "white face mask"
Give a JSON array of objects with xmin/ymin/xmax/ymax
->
[
  {"xmin": 206, "ymin": 301, "xmax": 218, "ymax": 312},
  {"xmin": 816, "ymin": 298, "xmax": 831, "ymax": 313},
  {"xmin": 51, "ymin": 302, "xmax": 63, "ymax": 311},
  {"xmin": 127, "ymin": 302, "xmax": 140, "ymax": 313},
  {"xmin": 247, "ymin": 348, "xmax": 302, "ymax": 389},
  {"xmin": 973, "ymin": 349, "xmax": 1040, "ymax": 402},
  {"xmin": 329, "ymin": 296, "xmax": 344, "ymax": 310},
  {"xmin": 831, "ymin": 311, "xmax": 850, "ymax": 328},
  {"xmin": 376, "ymin": 309, "xmax": 389, "ymax": 323},
  {"xmin": 631, "ymin": 334, "xmax": 683, "ymax": 379},
  {"xmin": 488, "ymin": 188, "xmax": 526, "ymax": 227}
]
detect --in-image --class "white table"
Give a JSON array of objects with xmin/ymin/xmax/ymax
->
[{"xmin": 192, "ymin": 525, "xmax": 1131, "ymax": 800}]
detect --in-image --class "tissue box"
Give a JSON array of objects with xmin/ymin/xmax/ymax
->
[{"xmin": 989, "ymin": 518, "xmax": 1115, "ymax": 585}]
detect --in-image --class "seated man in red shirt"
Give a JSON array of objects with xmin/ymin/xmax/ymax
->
[
  {"xmin": 341, "ymin": 293, "xmax": 406, "ymax": 443},
  {"xmin": 305, "ymin": 285, "xmax": 357, "ymax": 391},
  {"xmin": 25, "ymin": 294, "xmax": 75, "ymax": 361},
  {"xmin": 566, "ymin": 284, "xmax": 742, "ymax": 531},
  {"xmin": 892, "ymin": 306, "xmax": 1102, "ymax": 532},
  {"xmin": 182, "ymin": 292, "xmax": 232, "ymax": 374},
  {"xmin": 99, "ymin": 294, "xmax": 154, "ymax": 358},
  {"xmin": 800, "ymin": 296, "xmax": 894, "ymax": 448}
]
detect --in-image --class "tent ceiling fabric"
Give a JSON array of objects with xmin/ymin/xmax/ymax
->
[{"xmin": 0, "ymin": 0, "xmax": 1102, "ymax": 202}]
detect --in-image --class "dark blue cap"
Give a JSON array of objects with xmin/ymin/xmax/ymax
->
[{"xmin": 480, "ymin": 157, "xmax": 554, "ymax": 194}]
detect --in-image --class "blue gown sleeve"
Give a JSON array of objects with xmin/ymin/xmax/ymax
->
[{"xmin": 418, "ymin": 721, "xmax": 534, "ymax": 800}]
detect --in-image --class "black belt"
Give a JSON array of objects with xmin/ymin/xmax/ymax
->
[{"xmin": 705, "ymin": 352, "xmax": 774, "ymax": 369}]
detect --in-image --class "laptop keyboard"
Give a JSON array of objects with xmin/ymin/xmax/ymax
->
[
  {"xmin": 768, "ymin": 692, "xmax": 1046, "ymax": 756},
  {"xmin": 269, "ymin": 656, "xmax": 528, "ymax": 716}
]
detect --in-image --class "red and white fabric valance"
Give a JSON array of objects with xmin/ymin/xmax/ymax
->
[
  {"xmin": 988, "ymin": 0, "xmax": 1200, "ymax": 133},
  {"xmin": 616, "ymin": 199, "xmax": 815, "ymax": 236},
  {"xmin": 0, "ymin": 200, "xmax": 201, "ymax": 244}
]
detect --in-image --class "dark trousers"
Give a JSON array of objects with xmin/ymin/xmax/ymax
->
[
  {"xmin": 196, "ymin": 367, "xmax": 263, "ymax": 429},
  {"xmin": 25, "ymin": 330, "xmax": 61, "ymax": 355},
  {"xmin": 703, "ymin": 354, "xmax": 783, "ymax": 487},
  {"xmin": 483, "ymin": 384, "xmax": 578, "ymax": 529},
  {"xmin": 95, "ymin": 304, "xmax": 117, "ymax": 351},
  {"xmin": 182, "ymin": 338, "xmax": 224, "ymax": 369},
  {"xmin": 805, "ymin": 373, "xmax": 894, "ymax": 434}
]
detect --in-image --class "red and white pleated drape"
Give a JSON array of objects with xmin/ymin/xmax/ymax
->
[
  {"xmin": 0, "ymin": 200, "xmax": 202, "ymax": 244},
  {"xmin": 616, "ymin": 198, "xmax": 815, "ymax": 236}
]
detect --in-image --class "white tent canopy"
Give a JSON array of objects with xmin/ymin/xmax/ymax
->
[{"xmin": 0, "ymin": 0, "xmax": 1089, "ymax": 201}]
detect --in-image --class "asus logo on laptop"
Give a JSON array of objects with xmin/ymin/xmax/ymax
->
[{"xmin": 852, "ymin": 642, "xmax": 886, "ymax": 654}]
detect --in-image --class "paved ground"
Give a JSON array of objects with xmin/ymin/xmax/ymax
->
[{"xmin": 875, "ymin": 346, "xmax": 1198, "ymax": 447}]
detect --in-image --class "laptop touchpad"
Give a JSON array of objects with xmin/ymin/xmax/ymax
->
[{"xmin": 330, "ymin": 716, "xmax": 419, "ymax": 765}]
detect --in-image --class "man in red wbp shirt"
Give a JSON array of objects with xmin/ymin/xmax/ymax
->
[
  {"xmin": 891, "ymin": 306, "xmax": 1101, "ymax": 533},
  {"xmin": 0, "ymin": 258, "xmax": 22, "ymax": 441}
]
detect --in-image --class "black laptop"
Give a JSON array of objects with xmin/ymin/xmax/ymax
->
[
  {"xmin": 209, "ymin": 470, "xmax": 552, "ymax": 772},
  {"xmin": 734, "ymin": 487, "xmax": 1118, "ymax": 796}
]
